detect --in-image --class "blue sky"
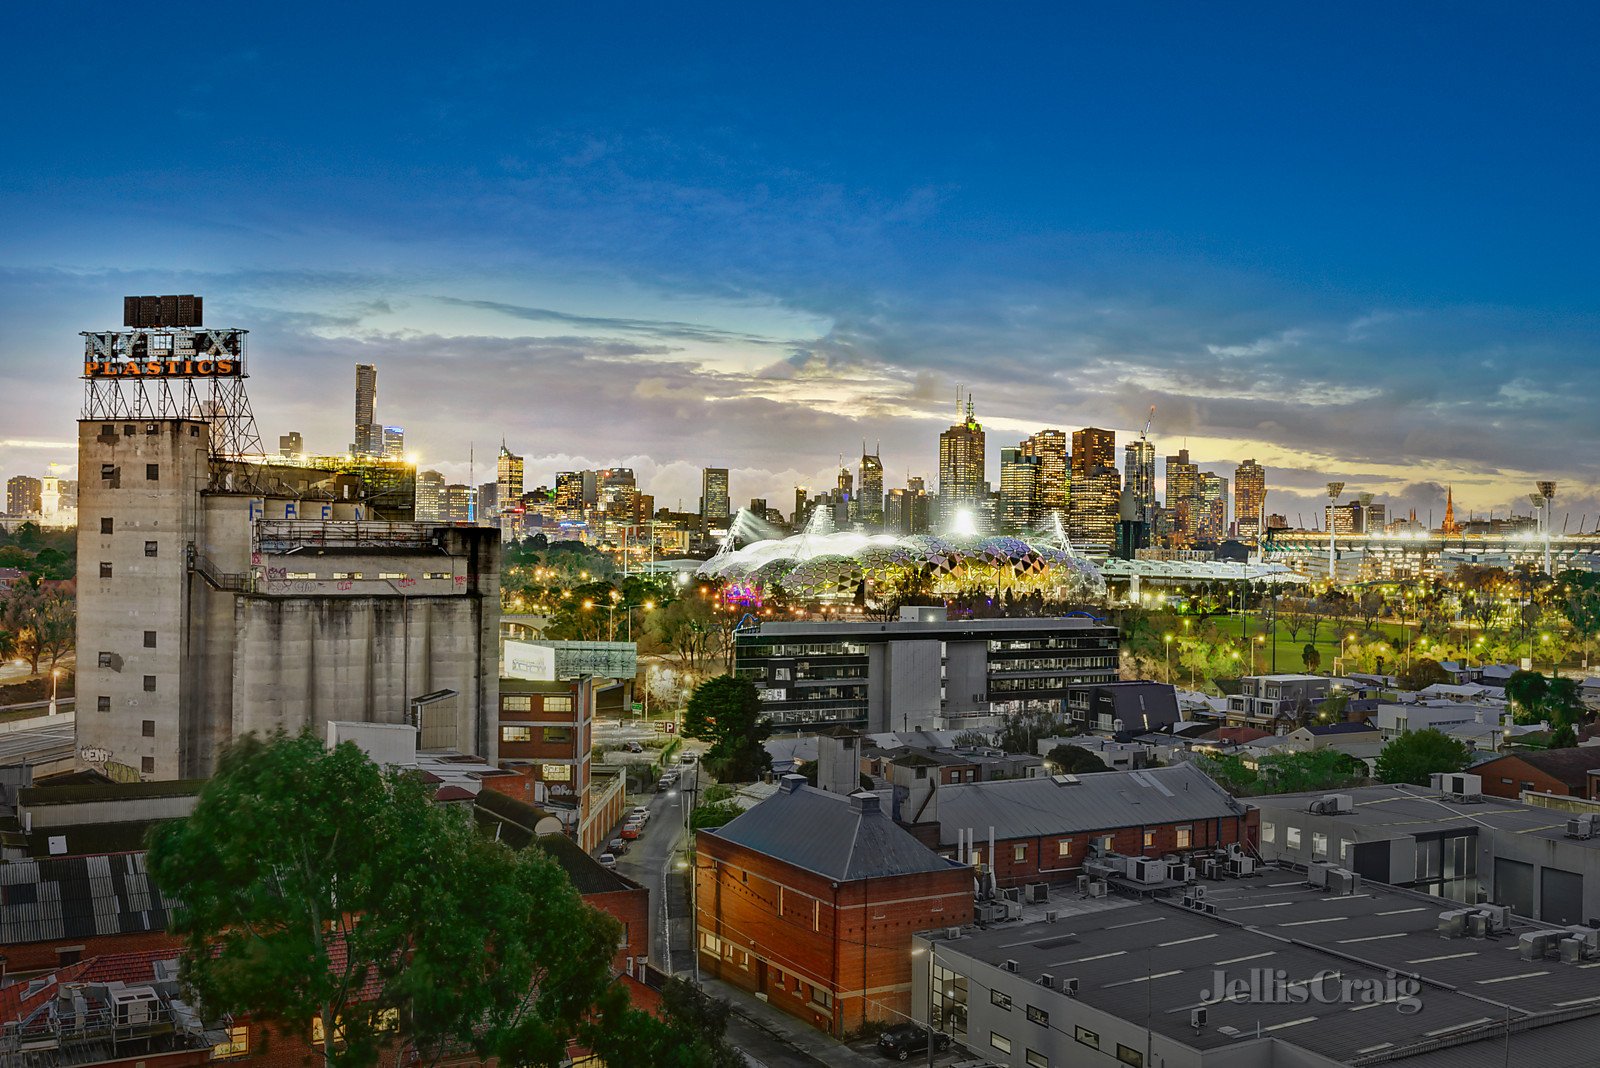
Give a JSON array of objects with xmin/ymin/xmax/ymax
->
[{"xmin": 3, "ymin": 4, "xmax": 1598, "ymax": 524}]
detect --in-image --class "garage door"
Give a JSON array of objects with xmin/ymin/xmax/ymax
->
[
  {"xmin": 1540, "ymin": 868, "xmax": 1584, "ymax": 927},
  {"xmin": 1493, "ymin": 858, "xmax": 1535, "ymax": 918}
]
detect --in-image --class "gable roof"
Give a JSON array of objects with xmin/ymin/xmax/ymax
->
[
  {"xmin": 0, "ymin": 852, "xmax": 175, "ymax": 946},
  {"xmin": 703, "ymin": 777, "xmax": 959, "ymax": 882},
  {"xmin": 1481, "ymin": 746, "xmax": 1600, "ymax": 790},
  {"xmin": 1305, "ymin": 721, "xmax": 1380, "ymax": 737},
  {"xmin": 928, "ymin": 763, "xmax": 1246, "ymax": 847}
]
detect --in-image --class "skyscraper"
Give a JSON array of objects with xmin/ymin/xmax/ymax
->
[
  {"xmin": 415, "ymin": 469, "xmax": 445, "ymax": 522},
  {"xmin": 999, "ymin": 448, "xmax": 1040, "ymax": 531},
  {"xmin": 497, "ymin": 444, "xmax": 525, "ymax": 514},
  {"xmin": 1165, "ymin": 449, "xmax": 1201, "ymax": 546},
  {"xmin": 6, "ymin": 475, "xmax": 41, "ymax": 516},
  {"xmin": 1199, "ymin": 472, "xmax": 1228, "ymax": 544},
  {"xmin": 857, "ymin": 448, "xmax": 884, "ymax": 527},
  {"xmin": 555, "ymin": 471, "xmax": 587, "ymax": 521},
  {"xmin": 440, "ymin": 484, "xmax": 473, "ymax": 523},
  {"xmin": 354, "ymin": 364, "xmax": 381, "ymax": 457},
  {"xmin": 1123, "ymin": 438, "xmax": 1156, "ymax": 522},
  {"xmin": 382, "ymin": 426, "xmax": 405, "ymax": 460},
  {"xmin": 1021, "ymin": 429, "xmax": 1068, "ymax": 521},
  {"xmin": 701, "ymin": 467, "xmax": 731, "ymax": 526},
  {"xmin": 1234, "ymin": 459, "xmax": 1266, "ymax": 538},
  {"xmin": 1070, "ymin": 427, "xmax": 1116, "ymax": 478},
  {"xmin": 938, "ymin": 396, "xmax": 986, "ymax": 528},
  {"xmin": 1068, "ymin": 427, "xmax": 1119, "ymax": 547}
]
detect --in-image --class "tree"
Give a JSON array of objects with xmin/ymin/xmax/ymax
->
[
  {"xmin": 995, "ymin": 708, "xmax": 1074, "ymax": 754},
  {"xmin": 596, "ymin": 977, "xmax": 745, "ymax": 1068},
  {"xmin": 1559, "ymin": 571, "xmax": 1600, "ymax": 669},
  {"xmin": 1044, "ymin": 745, "xmax": 1109, "ymax": 775},
  {"xmin": 31, "ymin": 590, "xmax": 73, "ymax": 672},
  {"xmin": 1193, "ymin": 753, "xmax": 1259, "ymax": 795},
  {"xmin": 1256, "ymin": 749, "xmax": 1367, "ymax": 794},
  {"xmin": 1355, "ymin": 589, "xmax": 1385, "ymax": 634},
  {"xmin": 1374, "ymin": 728, "xmax": 1472, "ymax": 786},
  {"xmin": 1396, "ymin": 657, "xmax": 1451, "ymax": 692},
  {"xmin": 148, "ymin": 733, "xmax": 645, "ymax": 1067},
  {"xmin": 1301, "ymin": 643, "xmax": 1321, "ymax": 673},
  {"xmin": 952, "ymin": 729, "xmax": 990, "ymax": 748},
  {"xmin": 1507, "ymin": 670, "xmax": 1585, "ymax": 730},
  {"xmin": 1279, "ymin": 598, "xmax": 1313, "ymax": 643},
  {"xmin": 683, "ymin": 675, "xmax": 771, "ymax": 782},
  {"xmin": 1505, "ymin": 669, "xmax": 1548, "ymax": 717},
  {"xmin": 1549, "ymin": 724, "xmax": 1578, "ymax": 749},
  {"xmin": 649, "ymin": 595, "xmax": 725, "ymax": 680}
]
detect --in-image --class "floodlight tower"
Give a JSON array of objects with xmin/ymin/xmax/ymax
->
[
  {"xmin": 1537, "ymin": 481, "xmax": 1557, "ymax": 574},
  {"xmin": 1326, "ymin": 482, "xmax": 1345, "ymax": 581}
]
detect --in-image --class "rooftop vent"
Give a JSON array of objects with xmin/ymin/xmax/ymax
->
[
  {"xmin": 849, "ymin": 791, "xmax": 881, "ymax": 814},
  {"xmin": 779, "ymin": 774, "xmax": 806, "ymax": 794}
]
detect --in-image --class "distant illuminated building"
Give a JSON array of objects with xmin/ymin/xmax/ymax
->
[
  {"xmin": 701, "ymin": 467, "xmax": 731, "ymax": 526},
  {"xmin": 440, "ymin": 484, "xmax": 473, "ymax": 523},
  {"xmin": 6, "ymin": 475, "xmax": 41, "ymax": 516},
  {"xmin": 354, "ymin": 363, "xmax": 381, "ymax": 457},
  {"xmin": 1165, "ymin": 449, "xmax": 1201, "ymax": 546},
  {"xmin": 1199, "ymin": 472, "xmax": 1228, "ymax": 544},
  {"xmin": 496, "ymin": 444, "xmax": 525, "ymax": 515},
  {"xmin": 1022, "ymin": 429, "xmax": 1068, "ymax": 521},
  {"xmin": 1124, "ymin": 438, "xmax": 1156, "ymax": 522},
  {"xmin": 382, "ymin": 425, "xmax": 405, "ymax": 461},
  {"xmin": 1234, "ymin": 459, "xmax": 1265, "ymax": 538},
  {"xmin": 415, "ymin": 469, "xmax": 444, "ymax": 522},
  {"xmin": 857, "ymin": 448, "xmax": 884, "ymax": 527},
  {"xmin": 278, "ymin": 431, "xmax": 303, "ymax": 458},
  {"xmin": 999, "ymin": 448, "xmax": 1040, "ymax": 531},
  {"xmin": 555, "ymin": 471, "xmax": 586, "ymax": 521},
  {"xmin": 938, "ymin": 395, "xmax": 987, "ymax": 527}
]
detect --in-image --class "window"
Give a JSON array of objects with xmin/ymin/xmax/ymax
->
[
  {"xmin": 1057, "ymin": 839, "xmax": 1072, "ymax": 858},
  {"xmin": 1074, "ymin": 1025, "xmax": 1100, "ymax": 1050},
  {"xmin": 990, "ymin": 988, "xmax": 1012, "ymax": 1010},
  {"xmin": 144, "ymin": 540, "xmax": 158, "ymax": 557},
  {"xmin": 1013, "ymin": 843, "xmax": 1026, "ymax": 862},
  {"xmin": 142, "ymin": 720, "xmax": 155, "ymax": 737},
  {"xmin": 379, "ymin": 572, "xmax": 406, "ymax": 580},
  {"xmin": 97, "ymin": 696, "xmax": 110, "ymax": 712},
  {"xmin": 141, "ymin": 757, "xmax": 155, "ymax": 774},
  {"xmin": 543, "ymin": 727, "xmax": 573, "ymax": 745},
  {"xmin": 1176, "ymin": 825, "xmax": 1193, "ymax": 849},
  {"xmin": 100, "ymin": 517, "xmax": 113, "ymax": 534},
  {"xmin": 502, "ymin": 695, "xmax": 533, "ymax": 711},
  {"xmin": 1116, "ymin": 1043, "xmax": 1144, "ymax": 1067},
  {"xmin": 809, "ymin": 987, "xmax": 832, "ymax": 1010},
  {"xmin": 423, "ymin": 571, "xmax": 450, "ymax": 580},
  {"xmin": 1098, "ymin": 835, "xmax": 1115, "ymax": 854},
  {"xmin": 285, "ymin": 571, "xmax": 316, "ymax": 579},
  {"xmin": 332, "ymin": 572, "xmax": 363, "ymax": 580},
  {"xmin": 143, "ymin": 630, "xmax": 157, "ymax": 648},
  {"xmin": 991, "ymin": 1032, "xmax": 1012, "ymax": 1054},
  {"xmin": 1262, "ymin": 821, "xmax": 1276, "ymax": 844},
  {"xmin": 99, "ymin": 562, "xmax": 113, "ymax": 579},
  {"xmin": 1311, "ymin": 832, "xmax": 1329, "ymax": 860},
  {"xmin": 212, "ymin": 1026, "xmax": 250, "ymax": 1059},
  {"xmin": 143, "ymin": 675, "xmax": 156, "ymax": 692},
  {"xmin": 1026, "ymin": 1005, "xmax": 1048, "ymax": 1027},
  {"xmin": 1340, "ymin": 838, "xmax": 1352, "ymax": 862},
  {"xmin": 541, "ymin": 764, "xmax": 573, "ymax": 781},
  {"xmin": 1285, "ymin": 826, "xmax": 1302, "ymax": 849},
  {"xmin": 702, "ymin": 932, "xmax": 722, "ymax": 954},
  {"xmin": 100, "ymin": 463, "xmax": 116, "ymax": 480},
  {"xmin": 501, "ymin": 726, "xmax": 533, "ymax": 743},
  {"xmin": 97, "ymin": 651, "xmax": 113, "ymax": 668},
  {"xmin": 1143, "ymin": 830, "xmax": 1156, "ymax": 849},
  {"xmin": 1026, "ymin": 1051, "xmax": 1050, "ymax": 1068},
  {"xmin": 543, "ymin": 696, "xmax": 574, "ymax": 712},
  {"xmin": 145, "ymin": 463, "xmax": 159, "ymax": 481}
]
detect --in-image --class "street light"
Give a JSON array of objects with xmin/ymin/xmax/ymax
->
[
  {"xmin": 49, "ymin": 668, "xmax": 60, "ymax": 717},
  {"xmin": 1163, "ymin": 633, "xmax": 1174, "ymax": 682},
  {"xmin": 1326, "ymin": 482, "xmax": 1345, "ymax": 581}
]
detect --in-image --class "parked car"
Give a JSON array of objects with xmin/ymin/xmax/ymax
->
[
  {"xmin": 598, "ymin": 853, "xmax": 617, "ymax": 869},
  {"xmin": 656, "ymin": 776, "xmax": 675, "ymax": 792},
  {"xmin": 620, "ymin": 824, "xmax": 641, "ymax": 840},
  {"xmin": 629, "ymin": 806, "xmax": 651, "ymax": 823},
  {"xmin": 679, "ymin": 752, "xmax": 698, "ymax": 765},
  {"xmin": 876, "ymin": 1024, "xmax": 949, "ymax": 1062},
  {"xmin": 607, "ymin": 837, "xmax": 628, "ymax": 855},
  {"xmin": 623, "ymin": 741, "xmax": 644, "ymax": 753}
]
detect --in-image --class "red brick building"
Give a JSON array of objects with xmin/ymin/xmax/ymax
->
[
  {"xmin": 1474, "ymin": 748, "xmax": 1600, "ymax": 799},
  {"xmin": 915, "ymin": 762, "xmax": 1258, "ymax": 888},
  {"xmin": 695, "ymin": 776, "xmax": 973, "ymax": 1037},
  {"xmin": 496, "ymin": 678, "xmax": 592, "ymax": 806}
]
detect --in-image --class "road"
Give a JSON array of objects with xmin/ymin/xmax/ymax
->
[{"xmin": 0, "ymin": 717, "xmax": 76, "ymax": 764}]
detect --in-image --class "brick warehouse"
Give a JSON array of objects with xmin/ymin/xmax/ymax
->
[
  {"xmin": 914, "ymin": 763, "xmax": 1258, "ymax": 888},
  {"xmin": 695, "ymin": 776, "xmax": 973, "ymax": 1037}
]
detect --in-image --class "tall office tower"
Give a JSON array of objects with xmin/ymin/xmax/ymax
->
[
  {"xmin": 597, "ymin": 468, "xmax": 636, "ymax": 515},
  {"xmin": 440, "ymin": 484, "xmax": 474, "ymax": 522},
  {"xmin": 1067, "ymin": 465, "xmax": 1121, "ymax": 547},
  {"xmin": 701, "ymin": 467, "xmax": 731, "ymax": 526},
  {"xmin": 278, "ymin": 431, "xmax": 304, "ymax": 458},
  {"xmin": 555, "ymin": 471, "xmax": 586, "ymax": 521},
  {"xmin": 415, "ymin": 469, "xmax": 445, "ymax": 522},
  {"xmin": 1234, "ymin": 459, "xmax": 1265, "ymax": 538},
  {"xmin": 1070, "ymin": 427, "xmax": 1116, "ymax": 478},
  {"xmin": 1198, "ymin": 473, "xmax": 1229, "ymax": 544},
  {"xmin": 999, "ymin": 448, "xmax": 1040, "ymax": 531},
  {"xmin": 477, "ymin": 482, "xmax": 498, "ymax": 522},
  {"xmin": 906, "ymin": 476, "xmax": 931, "ymax": 534},
  {"xmin": 382, "ymin": 426, "xmax": 405, "ymax": 461},
  {"xmin": 1164, "ymin": 449, "xmax": 1201, "ymax": 546},
  {"xmin": 792, "ymin": 486, "xmax": 809, "ymax": 527},
  {"xmin": 1124, "ymin": 438, "xmax": 1157, "ymax": 521},
  {"xmin": 857, "ymin": 448, "xmax": 884, "ymax": 527},
  {"xmin": 6, "ymin": 475, "xmax": 42, "ymax": 516},
  {"xmin": 354, "ymin": 364, "xmax": 381, "ymax": 457},
  {"xmin": 497, "ymin": 443, "xmax": 525, "ymax": 513},
  {"xmin": 78, "ymin": 299, "xmax": 498, "ymax": 781},
  {"xmin": 938, "ymin": 395, "xmax": 986, "ymax": 527},
  {"xmin": 1021, "ymin": 429, "xmax": 1068, "ymax": 521},
  {"xmin": 836, "ymin": 465, "xmax": 854, "ymax": 513}
]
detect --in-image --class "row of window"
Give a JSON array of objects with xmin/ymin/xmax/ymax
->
[
  {"xmin": 500, "ymin": 695, "xmax": 574, "ymax": 712},
  {"xmin": 990, "ymin": 674, "xmax": 1112, "ymax": 694},
  {"xmin": 500, "ymin": 726, "xmax": 574, "ymax": 745},
  {"xmin": 953, "ymin": 826, "xmax": 1195, "ymax": 866},
  {"xmin": 988, "ymin": 655, "xmax": 1119, "ymax": 672},
  {"xmin": 988, "ymin": 637, "xmax": 1113, "ymax": 652},
  {"xmin": 749, "ymin": 642, "xmax": 868, "ymax": 657},
  {"xmin": 101, "ymin": 462, "xmax": 163, "ymax": 482}
]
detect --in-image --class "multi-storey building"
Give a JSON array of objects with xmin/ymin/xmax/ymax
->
[
  {"xmin": 554, "ymin": 471, "xmax": 586, "ymax": 521},
  {"xmin": 856, "ymin": 448, "xmax": 883, "ymax": 527},
  {"xmin": 1234, "ymin": 457, "xmax": 1265, "ymax": 537},
  {"xmin": 701, "ymin": 466, "xmax": 730, "ymax": 526},
  {"xmin": 381, "ymin": 425, "xmax": 405, "ymax": 460},
  {"xmin": 1123, "ymin": 437, "xmax": 1156, "ymax": 522},
  {"xmin": 1164, "ymin": 449, "xmax": 1200, "ymax": 545},
  {"xmin": 997, "ymin": 447, "xmax": 1039, "ymax": 531},
  {"xmin": 1067, "ymin": 465, "xmax": 1120, "ymax": 549},
  {"xmin": 1199, "ymin": 471, "xmax": 1228, "ymax": 544},
  {"xmin": 734, "ymin": 608, "xmax": 1119, "ymax": 733},
  {"xmin": 884, "ymin": 482, "xmax": 931, "ymax": 535},
  {"xmin": 415, "ymin": 469, "xmax": 444, "ymax": 522},
  {"xmin": 6, "ymin": 475, "xmax": 41, "ymax": 516},
  {"xmin": 1021, "ymin": 429, "xmax": 1068, "ymax": 522},
  {"xmin": 353, "ymin": 362, "xmax": 380, "ymax": 457},
  {"xmin": 497, "ymin": 443, "xmax": 524, "ymax": 509},
  {"xmin": 1069, "ymin": 426, "xmax": 1115, "ymax": 478},
  {"xmin": 277, "ymin": 431, "xmax": 303, "ymax": 457},
  {"xmin": 937, "ymin": 396, "xmax": 986, "ymax": 527},
  {"xmin": 439, "ymin": 483, "xmax": 473, "ymax": 522}
]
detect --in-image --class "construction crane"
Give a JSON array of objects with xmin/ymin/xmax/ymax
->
[{"xmin": 1142, "ymin": 404, "xmax": 1156, "ymax": 440}]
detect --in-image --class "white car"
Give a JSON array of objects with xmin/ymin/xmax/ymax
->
[
  {"xmin": 629, "ymin": 806, "xmax": 651, "ymax": 824},
  {"xmin": 598, "ymin": 853, "xmax": 617, "ymax": 869},
  {"xmin": 679, "ymin": 752, "xmax": 698, "ymax": 765}
]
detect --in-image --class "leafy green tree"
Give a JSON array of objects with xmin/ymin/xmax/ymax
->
[
  {"xmin": 1374, "ymin": 728, "xmax": 1472, "ymax": 786},
  {"xmin": 684, "ymin": 675, "xmax": 771, "ymax": 782},
  {"xmin": 995, "ymin": 707, "xmax": 1074, "ymax": 754},
  {"xmin": 1396, "ymin": 657, "xmax": 1451, "ymax": 692},
  {"xmin": 1044, "ymin": 744, "xmax": 1110, "ymax": 775},
  {"xmin": 1193, "ymin": 753, "xmax": 1259, "ymax": 795},
  {"xmin": 1549, "ymin": 724, "xmax": 1578, "ymax": 749},
  {"xmin": 148, "ymin": 733, "xmax": 644, "ymax": 1067},
  {"xmin": 1558, "ymin": 571, "xmax": 1600, "ymax": 670},
  {"xmin": 1302, "ymin": 643, "xmax": 1321, "ymax": 673},
  {"xmin": 1257, "ymin": 749, "xmax": 1367, "ymax": 794},
  {"xmin": 596, "ymin": 977, "xmax": 745, "ymax": 1068}
]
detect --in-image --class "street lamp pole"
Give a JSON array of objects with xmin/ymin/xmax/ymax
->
[
  {"xmin": 1326, "ymin": 482, "xmax": 1345, "ymax": 583},
  {"xmin": 49, "ymin": 668, "xmax": 59, "ymax": 717}
]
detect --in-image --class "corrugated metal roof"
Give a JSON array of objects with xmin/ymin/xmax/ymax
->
[
  {"xmin": 930, "ymin": 763, "xmax": 1246, "ymax": 845},
  {"xmin": 705, "ymin": 780, "xmax": 960, "ymax": 882},
  {"xmin": 0, "ymin": 853, "xmax": 174, "ymax": 946}
]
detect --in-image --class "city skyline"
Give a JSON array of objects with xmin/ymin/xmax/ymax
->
[{"xmin": 3, "ymin": 6, "xmax": 1599, "ymax": 524}]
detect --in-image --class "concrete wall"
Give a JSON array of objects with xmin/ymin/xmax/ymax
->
[{"xmin": 945, "ymin": 640, "xmax": 989, "ymax": 714}]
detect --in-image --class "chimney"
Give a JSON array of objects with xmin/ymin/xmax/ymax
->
[
  {"xmin": 779, "ymin": 774, "xmax": 807, "ymax": 794},
  {"xmin": 816, "ymin": 728, "xmax": 862, "ymax": 795},
  {"xmin": 849, "ymin": 791, "xmax": 881, "ymax": 814}
]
